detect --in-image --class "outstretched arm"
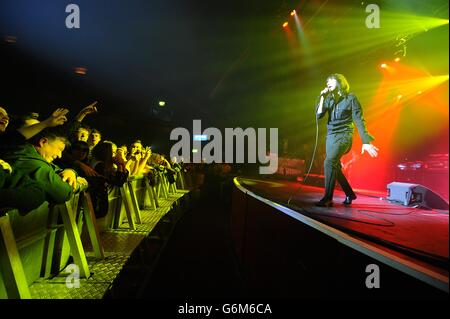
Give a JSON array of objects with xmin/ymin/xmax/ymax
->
[
  {"xmin": 75, "ymin": 101, "xmax": 98, "ymax": 122},
  {"xmin": 351, "ymin": 95, "xmax": 379, "ymax": 158},
  {"xmin": 17, "ymin": 108, "xmax": 69, "ymax": 139},
  {"xmin": 351, "ymin": 95, "xmax": 374, "ymax": 144}
]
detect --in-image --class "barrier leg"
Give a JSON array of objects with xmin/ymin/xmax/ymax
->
[
  {"xmin": 81, "ymin": 192, "xmax": 105, "ymax": 259},
  {"xmin": 58, "ymin": 203, "xmax": 90, "ymax": 278},
  {"xmin": 160, "ymin": 176, "xmax": 169, "ymax": 199},
  {"xmin": 127, "ymin": 182, "xmax": 142, "ymax": 224},
  {"xmin": 119, "ymin": 187, "xmax": 136, "ymax": 230},
  {"xmin": 151, "ymin": 184, "xmax": 160, "ymax": 208},
  {"xmin": 144, "ymin": 180, "xmax": 157, "ymax": 210},
  {"xmin": 176, "ymin": 171, "xmax": 185, "ymax": 190},
  {"xmin": 41, "ymin": 206, "xmax": 60, "ymax": 278},
  {"xmin": 0, "ymin": 214, "xmax": 31, "ymax": 299}
]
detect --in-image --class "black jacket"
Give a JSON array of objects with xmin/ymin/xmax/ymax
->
[{"xmin": 317, "ymin": 93, "xmax": 375, "ymax": 144}]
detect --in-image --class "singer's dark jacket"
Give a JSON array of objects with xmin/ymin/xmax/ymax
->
[{"xmin": 316, "ymin": 92, "xmax": 375, "ymax": 144}]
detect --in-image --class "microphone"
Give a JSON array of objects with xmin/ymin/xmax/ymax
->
[{"xmin": 320, "ymin": 87, "xmax": 330, "ymax": 96}]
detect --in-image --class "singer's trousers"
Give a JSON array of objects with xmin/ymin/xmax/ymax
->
[{"xmin": 323, "ymin": 132, "xmax": 356, "ymax": 200}]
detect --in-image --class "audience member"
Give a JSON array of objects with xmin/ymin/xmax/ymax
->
[
  {"xmin": 128, "ymin": 140, "xmax": 151, "ymax": 176},
  {"xmin": 2, "ymin": 127, "xmax": 87, "ymax": 204},
  {"xmin": 1, "ymin": 158, "xmax": 46, "ymax": 214},
  {"xmin": 73, "ymin": 124, "xmax": 91, "ymax": 142},
  {"xmin": 88, "ymin": 141, "xmax": 128, "ymax": 217},
  {"xmin": 87, "ymin": 128, "xmax": 102, "ymax": 160},
  {"xmin": 0, "ymin": 107, "xmax": 68, "ymax": 156}
]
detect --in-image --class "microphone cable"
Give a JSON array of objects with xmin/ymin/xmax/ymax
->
[{"xmin": 287, "ymin": 97, "xmax": 321, "ymax": 206}]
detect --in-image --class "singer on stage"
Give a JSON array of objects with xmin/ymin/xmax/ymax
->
[{"xmin": 315, "ymin": 74, "xmax": 379, "ymax": 207}]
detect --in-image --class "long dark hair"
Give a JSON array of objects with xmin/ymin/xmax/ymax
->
[
  {"xmin": 69, "ymin": 140, "xmax": 89, "ymax": 161},
  {"xmin": 327, "ymin": 73, "xmax": 350, "ymax": 96},
  {"xmin": 91, "ymin": 142, "xmax": 114, "ymax": 177}
]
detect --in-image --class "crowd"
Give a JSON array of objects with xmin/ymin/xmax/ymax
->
[{"xmin": 0, "ymin": 102, "xmax": 184, "ymax": 218}]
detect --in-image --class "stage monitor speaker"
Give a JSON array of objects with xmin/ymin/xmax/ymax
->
[{"xmin": 387, "ymin": 182, "xmax": 449, "ymax": 210}]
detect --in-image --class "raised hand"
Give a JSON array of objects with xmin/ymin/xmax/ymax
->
[
  {"xmin": 76, "ymin": 101, "xmax": 98, "ymax": 122},
  {"xmin": 116, "ymin": 147, "xmax": 127, "ymax": 163},
  {"xmin": 134, "ymin": 153, "xmax": 142, "ymax": 161},
  {"xmin": 80, "ymin": 101, "xmax": 98, "ymax": 115},
  {"xmin": 320, "ymin": 87, "xmax": 330, "ymax": 96},
  {"xmin": 45, "ymin": 108, "xmax": 69, "ymax": 127},
  {"xmin": 143, "ymin": 147, "xmax": 152, "ymax": 159}
]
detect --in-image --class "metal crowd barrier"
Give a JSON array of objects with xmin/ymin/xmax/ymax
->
[
  {"xmin": 0, "ymin": 168, "xmax": 189, "ymax": 298},
  {"xmin": 0, "ymin": 186, "xmax": 104, "ymax": 298},
  {"xmin": 107, "ymin": 171, "xmax": 183, "ymax": 231}
]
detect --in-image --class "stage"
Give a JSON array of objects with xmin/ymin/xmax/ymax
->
[{"xmin": 230, "ymin": 176, "xmax": 449, "ymax": 297}]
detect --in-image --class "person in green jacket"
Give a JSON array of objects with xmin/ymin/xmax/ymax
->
[
  {"xmin": 0, "ymin": 159, "xmax": 46, "ymax": 214},
  {"xmin": 3, "ymin": 127, "xmax": 87, "ymax": 205}
]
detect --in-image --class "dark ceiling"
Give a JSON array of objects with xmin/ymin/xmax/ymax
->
[{"xmin": 0, "ymin": 0, "xmax": 448, "ymax": 152}]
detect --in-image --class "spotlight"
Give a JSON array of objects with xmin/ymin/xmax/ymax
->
[
  {"xmin": 4, "ymin": 35, "xmax": 17, "ymax": 43},
  {"xmin": 380, "ymin": 63, "xmax": 387, "ymax": 69},
  {"xmin": 394, "ymin": 57, "xmax": 401, "ymax": 62},
  {"xmin": 74, "ymin": 67, "xmax": 87, "ymax": 75},
  {"xmin": 159, "ymin": 101, "xmax": 166, "ymax": 107},
  {"xmin": 397, "ymin": 94, "xmax": 403, "ymax": 99},
  {"xmin": 417, "ymin": 91, "xmax": 422, "ymax": 94},
  {"xmin": 283, "ymin": 22, "xmax": 288, "ymax": 28},
  {"xmin": 291, "ymin": 10, "xmax": 296, "ymax": 16}
]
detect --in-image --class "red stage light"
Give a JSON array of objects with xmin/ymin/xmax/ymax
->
[{"xmin": 283, "ymin": 22, "xmax": 288, "ymax": 28}]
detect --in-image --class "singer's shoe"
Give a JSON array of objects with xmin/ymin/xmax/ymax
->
[
  {"xmin": 343, "ymin": 194, "xmax": 357, "ymax": 206},
  {"xmin": 315, "ymin": 198, "xmax": 333, "ymax": 207}
]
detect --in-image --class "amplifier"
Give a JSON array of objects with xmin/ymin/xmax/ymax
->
[{"xmin": 387, "ymin": 182, "xmax": 449, "ymax": 210}]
